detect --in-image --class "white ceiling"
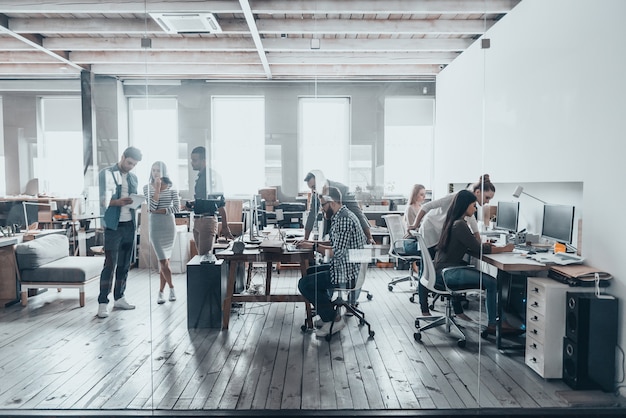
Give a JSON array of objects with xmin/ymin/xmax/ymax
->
[{"xmin": 0, "ymin": 0, "xmax": 521, "ymax": 82}]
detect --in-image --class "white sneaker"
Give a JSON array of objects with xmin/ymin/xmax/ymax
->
[
  {"xmin": 168, "ymin": 288, "xmax": 176, "ymax": 302},
  {"xmin": 113, "ymin": 297, "xmax": 135, "ymax": 310},
  {"xmin": 157, "ymin": 292, "xmax": 165, "ymax": 304},
  {"xmin": 97, "ymin": 303, "xmax": 109, "ymax": 318},
  {"xmin": 315, "ymin": 318, "xmax": 345, "ymax": 338}
]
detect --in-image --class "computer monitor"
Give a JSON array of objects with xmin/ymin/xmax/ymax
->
[
  {"xmin": 541, "ymin": 204, "xmax": 575, "ymax": 244},
  {"xmin": 495, "ymin": 201, "xmax": 519, "ymax": 233}
]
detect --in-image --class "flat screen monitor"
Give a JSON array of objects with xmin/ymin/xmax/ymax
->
[
  {"xmin": 495, "ymin": 201, "xmax": 519, "ymax": 233},
  {"xmin": 541, "ymin": 204, "xmax": 575, "ymax": 244}
]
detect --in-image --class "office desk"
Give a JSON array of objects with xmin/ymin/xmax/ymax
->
[
  {"xmin": 216, "ymin": 247, "xmax": 314, "ymax": 330},
  {"xmin": 481, "ymin": 252, "xmax": 549, "ymax": 351}
]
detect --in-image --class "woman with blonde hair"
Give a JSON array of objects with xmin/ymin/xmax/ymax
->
[
  {"xmin": 143, "ymin": 161, "xmax": 180, "ymax": 304},
  {"xmin": 404, "ymin": 184, "xmax": 426, "ymax": 227}
]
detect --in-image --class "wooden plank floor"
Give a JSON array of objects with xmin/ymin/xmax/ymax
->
[{"xmin": 0, "ymin": 265, "xmax": 623, "ymax": 414}]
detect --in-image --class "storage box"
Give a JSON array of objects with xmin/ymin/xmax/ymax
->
[{"xmin": 259, "ymin": 187, "xmax": 277, "ymax": 203}]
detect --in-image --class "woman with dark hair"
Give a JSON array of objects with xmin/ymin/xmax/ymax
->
[
  {"xmin": 143, "ymin": 161, "xmax": 181, "ymax": 304},
  {"xmin": 411, "ymin": 174, "xmax": 496, "ymax": 317},
  {"xmin": 433, "ymin": 189, "xmax": 515, "ymax": 334}
]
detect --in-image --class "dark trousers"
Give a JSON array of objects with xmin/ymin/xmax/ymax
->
[
  {"xmin": 98, "ymin": 222, "xmax": 135, "ymax": 304},
  {"xmin": 298, "ymin": 268, "xmax": 335, "ymax": 322}
]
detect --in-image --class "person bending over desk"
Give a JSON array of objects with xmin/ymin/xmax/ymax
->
[
  {"xmin": 433, "ymin": 190, "xmax": 518, "ymax": 335},
  {"xmin": 411, "ymin": 175, "xmax": 496, "ymax": 318},
  {"xmin": 297, "ymin": 186, "xmax": 367, "ymax": 339}
]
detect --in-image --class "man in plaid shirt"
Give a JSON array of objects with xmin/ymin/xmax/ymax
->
[{"xmin": 297, "ymin": 186, "xmax": 367, "ymax": 338}]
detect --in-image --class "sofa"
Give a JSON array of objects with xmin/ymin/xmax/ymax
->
[{"xmin": 15, "ymin": 234, "xmax": 103, "ymax": 307}]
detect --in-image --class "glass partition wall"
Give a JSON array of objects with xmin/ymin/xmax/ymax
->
[{"xmin": 5, "ymin": 1, "xmax": 623, "ymax": 416}]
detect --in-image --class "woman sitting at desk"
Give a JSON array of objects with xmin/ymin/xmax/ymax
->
[{"xmin": 433, "ymin": 190, "xmax": 516, "ymax": 335}]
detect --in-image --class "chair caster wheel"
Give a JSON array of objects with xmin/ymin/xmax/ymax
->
[
  {"xmin": 301, "ymin": 325, "xmax": 308, "ymax": 332},
  {"xmin": 414, "ymin": 332, "xmax": 422, "ymax": 342},
  {"xmin": 387, "ymin": 285, "xmax": 393, "ymax": 291},
  {"xmin": 369, "ymin": 331, "xmax": 375, "ymax": 338},
  {"xmin": 325, "ymin": 334, "xmax": 332, "ymax": 342},
  {"xmin": 409, "ymin": 296, "xmax": 415, "ymax": 303},
  {"xmin": 359, "ymin": 318, "xmax": 365, "ymax": 326},
  {"xmin": 480, "ymin": 329, "xmax": 489, "ymax": 339},
  {"xmin": 414, "ymin": 319, "xmax": 420, "ymax": 328},
  {"xmin": 428, "ymin": 304, "xmax": 435, "ymax": 310},
  {"xmin": 367, "ymin": 294, "xmax": 373, "ymax": 300},
  {"xmin": 457, "ymin": 339, "xmax": 466, "ymax": 348}
]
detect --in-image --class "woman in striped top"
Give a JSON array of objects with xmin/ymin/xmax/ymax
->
[{"xmin": 143, "ymin": 161, "xmax": 181, "ymax": 304}]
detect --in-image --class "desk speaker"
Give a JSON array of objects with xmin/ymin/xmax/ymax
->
[{"xmin": 563, "ymin": 293, "xmax": 617, "ymax": 392}]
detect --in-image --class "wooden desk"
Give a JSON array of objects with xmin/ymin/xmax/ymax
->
[
  {"xmin": 216, "ymin": 247, "xmax": 314, "ymax": 330},
  {"xmin": 481, "ymin": 253, "xmax": 549, "ymax": 350}
]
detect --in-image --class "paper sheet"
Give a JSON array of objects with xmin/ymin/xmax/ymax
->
[{"xmin": 125, "ymin": 194, "xmax": 146, "ymax": 209}]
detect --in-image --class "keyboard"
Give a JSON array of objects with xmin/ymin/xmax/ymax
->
[
  {"xmin": 515, "ymin": 244, "xmax": 549, "ymax": 253},
  {"xmin": 553, "ymin": 252, "xmax": 584, "ymax": 263}
]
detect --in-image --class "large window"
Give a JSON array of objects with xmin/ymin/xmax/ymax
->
[
  {"xmin": 37, "ymin": 97, "xmax": 83, "ymax": 197},
  {"xmin": 298, "ymin": 97, "xmax": 350, "ymax": 190},
  {"xmin": 384, "ymin": 97, "xmax": 434, "ymax": 196},
  {"xmin": 129, "ymin": 97, "xmax": 179, "ymax": 191},
  {"xmin": 211, "ymin": 96, "xmax": 265, "ymax": 197}
]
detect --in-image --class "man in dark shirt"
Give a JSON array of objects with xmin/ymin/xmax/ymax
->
[{"xmin": 189, "ymin": 146, "xmax": 233, "ymax": 255}]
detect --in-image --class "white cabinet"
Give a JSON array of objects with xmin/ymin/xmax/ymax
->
[{"xmin": 525, "ymin": 277, "xmax": 592, "ymax": 379}]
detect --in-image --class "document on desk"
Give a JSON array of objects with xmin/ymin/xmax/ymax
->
[{"xmin": 528, "ymin": 252, "xmax": 584, "ymax": 265}]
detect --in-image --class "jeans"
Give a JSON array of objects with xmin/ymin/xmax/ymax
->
[
  {"xmin": 98, "ymin": 222, "xmax": 136, "ymax": 304},
  {"xmin": 436, "ymin": 268, "xmax": 497, "ymax": 325},
  {"xmin": 419, "ymin": 246, "xmax": 466, "ymax": 315},
  {"xmin": 298, "ymin": 269, "xmax": 335, "ymax": 322}
]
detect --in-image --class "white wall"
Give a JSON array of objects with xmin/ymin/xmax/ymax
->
[{"xmin": 435, "ymin": 0, "xmax": 626, "ymax": 393}]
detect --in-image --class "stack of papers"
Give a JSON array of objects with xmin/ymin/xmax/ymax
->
[{"xmin": 528, "ymin": 252, "xmax": 584, "ymax": 265}]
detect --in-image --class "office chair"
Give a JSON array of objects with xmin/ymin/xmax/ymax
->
[
  {"xmin": 301, "ymin": 261, "xmax": 375, "ymax": 342},
  {"xmin": 382, "ymin": 214, "xmax": 422, "ymax": 297},
  {"xmin": 413, "ymin": 233, "xmax": 478, "ymax": 348}
]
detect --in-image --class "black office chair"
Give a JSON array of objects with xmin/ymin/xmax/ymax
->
[
  {"xmin": 382, "ymin": 214, "xmax": 422, "ymax": 296},
  {"xmin": 413, "ymin": 233, "xmax": 478, "ymax": 348}
]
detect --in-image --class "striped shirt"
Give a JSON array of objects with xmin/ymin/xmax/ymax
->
[
  {"xmin": 143, "ymin": 184, "xmax": 181, "ymax": 215},
  {"xmin": 329, "ymin": 206, "xmax": 367, "ymax": 286}
]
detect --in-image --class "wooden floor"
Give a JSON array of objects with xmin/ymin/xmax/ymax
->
[{"xmin": 0, "ymin": 264, "xmax": 624, "ymax": 415}]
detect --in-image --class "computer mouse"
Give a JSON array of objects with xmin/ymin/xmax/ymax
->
[{"xmin": 527, "ymin": 250, "xmax": 536, "ymax": 255}]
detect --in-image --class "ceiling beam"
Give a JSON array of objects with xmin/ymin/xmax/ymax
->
[
  {"xmin": 42, "ymin": 37, "xmax": 473, "ymax": 52},
  {"xmin": 0, "ymin": 0, "xmax": 521, "ymax": 14},
  {"xmin": 7, "ymin": 17, "xmax": 495, "ymax": 36}
]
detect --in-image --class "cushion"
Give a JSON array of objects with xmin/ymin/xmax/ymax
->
[
  {"xmin": 15, "ymin": 234, "xmax": 70, "ymax": 270},
  {"xmin": 20, "ymin": 256, "xmax": 103, "ymax": 283}
]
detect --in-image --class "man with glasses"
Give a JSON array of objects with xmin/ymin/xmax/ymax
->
[
  {"xmin": 297, "ymin": 186, "xmax": 367, "ymax": 338},
  {"xmin": 303, "ymin": 169, "xmax": 375, "ymax": 244}
]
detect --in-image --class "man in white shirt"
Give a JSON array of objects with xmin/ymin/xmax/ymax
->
[{"xmin": 97, "ymin": 146, "xmax": 142, "ymax": 318}]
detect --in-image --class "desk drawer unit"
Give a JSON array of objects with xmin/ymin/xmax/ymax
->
[
  {"xmin": 526, "ymin": 277, "xmax": 567, "ymax": 378},
  {"xmin": 525, "ymin": 277, "xmax": 593, "ymax": 379}
]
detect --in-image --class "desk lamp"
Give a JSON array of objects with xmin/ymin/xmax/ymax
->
[
  {"xmin": 22, "ymin": 201, "xmax": 58, "ymax": 231},
  {"xmin": 512, "ymin": 186, "xmax": 547, "ymax": 204}
]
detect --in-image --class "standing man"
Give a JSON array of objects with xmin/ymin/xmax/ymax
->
[
  {"xmin": 297, "ymin": 186, "xmax": 367, "ymax": 338},
  {"xmin": 188, "ymin": 146, "xmax": 233, "ymax": 255},
  {"xmin": 303, "ymin": 170, "xmax": 375, "ymax": 244},
  {"xmin": 97, "ymin": 146, "xmax": 143, "ymax": 318}
]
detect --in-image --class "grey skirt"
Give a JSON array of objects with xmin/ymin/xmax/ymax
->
[{"xmin": 149, "ymin": 213, "xmax": 176, "ymax": 260}]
